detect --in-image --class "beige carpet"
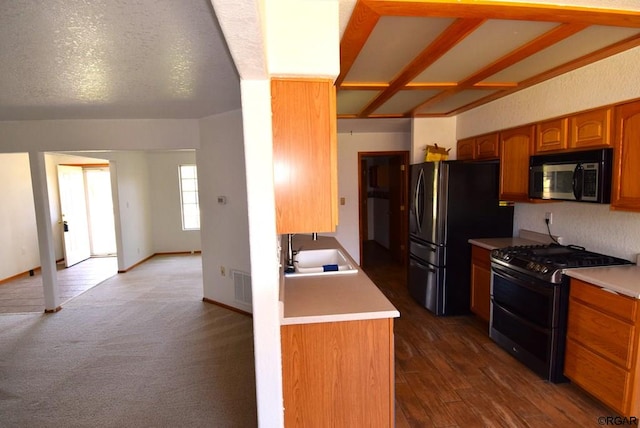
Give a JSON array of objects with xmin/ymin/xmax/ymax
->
[{"xmin": 0, "ymin": 254, "xmax": 257, "ymax": 427}]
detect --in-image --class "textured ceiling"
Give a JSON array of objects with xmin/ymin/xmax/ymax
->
[
  {"xmin": 0, "ymin": 0, "xmax": 240, "ymax": 120},
  {"xmin": 4, "ymin": 0, "xmax": 640, "ymax": 126}
]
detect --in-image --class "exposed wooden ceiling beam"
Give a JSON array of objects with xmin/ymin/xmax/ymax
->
[
  {"xmin": 358, "ymin": 17, "xmax": 485, "ymax": 117},
  {"xmin": 362, "ymin": 0, "xmax": 640, "ymax": 28},
  {"xmin": 336, "ymin": 2, "xmax": 380, "ymax": 87},
  {"xmin": 409, "ymin": 22, "xmax": 589, "ymax": 116}
]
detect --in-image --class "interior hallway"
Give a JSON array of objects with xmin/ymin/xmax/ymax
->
[{"xmin": 0, "ymin": 257, "xmax": 118, "ymax": 313}]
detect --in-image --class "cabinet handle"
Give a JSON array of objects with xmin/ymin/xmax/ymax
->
[{"xmin": 599, "ymin": 287, "xmax": 619, "ymax": 295}]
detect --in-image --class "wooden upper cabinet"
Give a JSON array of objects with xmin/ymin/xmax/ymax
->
[
  {"xmin": 612, "ymin": 100, "xmax": 640, "ymax": 212},
  {"xmin": 535, "ymin": 118, "xmax": 567, "ymax": 153},
  {"xmin": 500, "ymin": 125, "xmax": 534, "ymax": 202},
  {"xmin": 569, "ymin": 107, "xmax": 612, "ymax": 149},
  {"xmin": 456, "ymin": 133, "xmax": 499, "ymax": 160},
  {"xmin": 271, "ymin": 78, "xmax": 338, "ymax": 233},
  {"xmin": 457, "ymin": 137, "xmax": 475, "ymax": 160},
  {"xmin": 476, "ymin": 133, "xmax": 500, "ymax": 159}
]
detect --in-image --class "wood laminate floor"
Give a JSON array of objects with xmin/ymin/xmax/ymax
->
[
  {"xmin": 361, "ymin": 240, "xmax": 617, "ymax": 428},
  {"xmin": 0, "ymin": 256, "xmax": 117, "ymax": 313}
]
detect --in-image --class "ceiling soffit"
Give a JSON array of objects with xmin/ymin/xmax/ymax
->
[{"xmin": 337, "ymin": 0, "xmax": 640, "ymax": 119}]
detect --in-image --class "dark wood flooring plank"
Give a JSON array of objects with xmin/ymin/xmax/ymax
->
[{"xmin": 361, "ymin": 240, "xmax": 615, "ymax": 428}]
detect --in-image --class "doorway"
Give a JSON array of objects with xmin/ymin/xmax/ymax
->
[
  {"xmin": 58, "ymin": 163, "xmax": 117, "ymax": 266},
  {"xmin": 358, "ymin": 151, "xmax": 410, "ymax": 268}
]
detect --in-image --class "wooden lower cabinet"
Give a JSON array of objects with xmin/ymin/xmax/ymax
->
[
  {"xmin": 470, "ymin": 245, "xmax": 491, "ymax": 323},
  {"xmin": 564, "ymin": 278, "xmax": 640, "ymax": 417},
  {"xmin": 281, "ymin": 318, "xmax": 395, "ymax": 427}
]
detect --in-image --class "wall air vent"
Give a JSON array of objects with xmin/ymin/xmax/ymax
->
[{"xmin": 232, "ymin": 270, "xmax": 252, "ymax": 305}]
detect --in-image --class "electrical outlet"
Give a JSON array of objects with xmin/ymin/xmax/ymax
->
[
  {"xmin": 545, "ymin": 212, "xmax": 553, "ymax": 225},
  {"xmin": 220, "ymin": 266, "xmax": 226, "ymax": 276}
]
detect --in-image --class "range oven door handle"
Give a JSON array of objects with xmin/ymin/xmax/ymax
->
[
  {"xmin": 491, "ymin": 299, "xmax": 549, "ymax": 334},
  {"xmin": 491, "ymin": 265, "xmax": 554, "ymax": 296}
]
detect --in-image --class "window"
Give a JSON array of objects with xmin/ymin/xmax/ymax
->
[{"xmin": 179, "ymin": 165, "xmax": 200, "ymax": 230}]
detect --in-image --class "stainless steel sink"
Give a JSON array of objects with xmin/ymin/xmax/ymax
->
[{"xmin": 284, "ymin": 249, "xmax": 358, "ymax": 278}]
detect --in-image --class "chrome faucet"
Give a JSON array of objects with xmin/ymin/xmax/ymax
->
[{"xmin": 285, "ymin": 234, "xmax": 296, "ymax": 273}]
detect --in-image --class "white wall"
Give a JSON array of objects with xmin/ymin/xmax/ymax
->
[
  {"xmin": 457, "ymin": 47, "xmax": 640, "ymax": 138},
  {"xmin": 147, "ymin": 151, "xmax": 202, "ymax": 253},
  {"xmin": 198, "ymin": 110, "xmax": 252, "ymax": 312},
  {"xmin": 334, "ymin": 131, "xmax": 411, "ymax": 263},
  {"xmin": 411, "ymin": 116, "xmax": 457, "ymax": 163},
  {"xmin": 457, "ymin": 46, "xmax": 640, "ymax": 261},
  {"xmin": 108, "ymin": 152, "xmax": 154, "ymax": 271},
  {"xmin": 0, "ymin": 119, "xmax": 199, "ymax": 153},
  {"xmin": 0, "ymin": 153, "xmax": 39, "ymax": 281}
]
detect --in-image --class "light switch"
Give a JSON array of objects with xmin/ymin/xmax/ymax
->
[
  {"xmin": 217, "ymin": 196, "xmax": 227, "ymax": 205},
  {"xmin": 340, "ymin": 197, "xmax": 346, "ymax": 206}
]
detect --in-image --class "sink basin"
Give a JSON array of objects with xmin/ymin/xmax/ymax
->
[{"xmin": 285, "ymin": 249, "xmax": 358, "ymax": 277}]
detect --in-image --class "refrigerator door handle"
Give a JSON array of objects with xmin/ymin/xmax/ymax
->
[{"xmin": 415, "ymin": 168, "xmax": 425, "ymax": 233}]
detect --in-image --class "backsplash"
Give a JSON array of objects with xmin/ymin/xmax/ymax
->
[{"xmin": 514, "ymin": 202, "xmax": 640, "ymax": 262}]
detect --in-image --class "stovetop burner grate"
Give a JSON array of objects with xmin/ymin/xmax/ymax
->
[{"xmin": 490, "ymin": 243, "xmax": 633, "ymax": 284}]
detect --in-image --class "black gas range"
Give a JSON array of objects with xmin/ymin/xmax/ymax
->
[
  {"xmin": 491, "ymin": 243, "xmax": 632, "ymax": 284},
  {"xmin": 489, "ymin": 243, "xmax": 633, "ymax": 383}
]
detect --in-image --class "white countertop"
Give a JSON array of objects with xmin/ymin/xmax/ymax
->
[
  {"xmin": 468, "ymin": 237, "xmax": 541, "ymax": 251},
  {"xmin": 468, "ymin": 229, "xmax": 562, "ymax": 250},
  {"xmin": 279, "ymin": 235, "xmax": 399, "ymax": 326},
  {"xmin": 564, "ymin": 265, "xmax": 640, "ymax": 299},
  {"xmin": 468, "ymin": 231, "xmax": 639, "ymax": 300}
]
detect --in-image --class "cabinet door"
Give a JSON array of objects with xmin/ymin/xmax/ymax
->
[
  {"xmin": 564, "ymin": 337, "xmax": 630, "ymax": 415},
  {"xmin": 470, "ymin": 245, "xmax": 491, "ymax": 322},
  {"xmin": 476, "ymin": 132, "xmax": 500, "ymax": 159},
  {"xmin": 500, "ymin": 125, "xmax": 534, "ymax": 201},
  {"xmin": 272, "ymin": 78, "xmax": 337, "ymax": 233},
  {"xmin": 612, "ymin": 100, "xmax": 640, "ymax": 212},
  {"xmin": 457, "ymin": 138, "xmax": 475, "ymax": 160},
  {"xmin": 569, "ymin": 107, "xmax": 612, "ymax": 149},
  {"xmin": 535, "ymin": 118, "xmax": 567, "ymax": 153},
  {"xmin": 281, "ymin": 319, "xmax": 394, "ymax": 427}
]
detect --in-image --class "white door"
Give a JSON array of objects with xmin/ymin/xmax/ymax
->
[
  {"xmin": 58, "ymin": 165, "xmax": 91, "ymax": 267},
  {"xmin": 84, "ymin": 168, "xmax": 117, "ymax": 255}
]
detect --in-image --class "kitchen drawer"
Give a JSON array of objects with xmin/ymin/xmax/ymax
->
[
  {"xmin": 564, "ymin": 338, "xmax": 630, "ymax": 415},
  {"xmin": 570, "ymin": 278, "xmax": 637, "ymax": 322},
  {"xmin": 567, "ymin": 298, "xmax": 636, "ymax": 369}
]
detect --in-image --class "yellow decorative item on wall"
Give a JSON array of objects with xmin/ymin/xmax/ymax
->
[{"xmin": 424, "ymin": 144, "xmax": 451, "ymax": 162}]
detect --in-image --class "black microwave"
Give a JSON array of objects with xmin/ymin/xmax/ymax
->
[{"xmin": 529, "ymin": 148, "xmax": 613, "ymax": 203}]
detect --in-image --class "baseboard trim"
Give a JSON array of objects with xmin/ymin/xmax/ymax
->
[
  {"xmin": 44, "ymin": 306, "xmax": 63, "ymax": 314},
  {"xmin": 117, "ymin": 254, "xmax": 155, "ymax": 273},
  {"xmin": 203, "ymin": 297, "xmax": 252, "ymax": 317},
  {"xmin": 0, "ymin": 258, "xmax": 65, "ymax": 285},
  {"xmin": 154, "ymin": 251, "xmax": 202, "ymax": 255}
]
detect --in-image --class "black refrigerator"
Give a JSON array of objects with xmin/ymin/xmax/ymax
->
[{"xmin": 408, "ymin": 160, "xmax": 514, "ymax": 316}]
